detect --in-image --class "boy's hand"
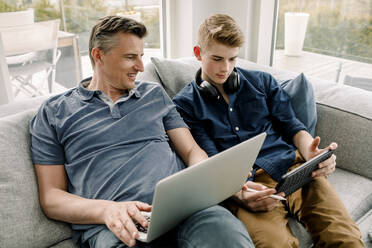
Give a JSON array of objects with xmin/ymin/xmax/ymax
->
[
  {"xmin": 305, "ymin": 136, "xmax": 338, "ymax": 177},
  {"xmin": 233, "ymin": 181, "xmax": 283, "ymax": 212}
]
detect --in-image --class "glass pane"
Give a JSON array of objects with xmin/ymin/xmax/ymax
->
[
  {"xmin": 61, "ymin": 0, "xmax": 161, "ymax": 53},
  {"xmin": 0, "ymin": 0, "xmax": 61, "ymax": 21},
  {"xmin": 0, "ymin": 0, "xmax": 31, "ymax": 12},
  {"xmin": 275, "ymin": 0, "xmax": 372, "ymax": 88}
]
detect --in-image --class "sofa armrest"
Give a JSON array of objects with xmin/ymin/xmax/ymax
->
[{"xmin": 315, "ymin": 103, "xmax": 372, "ymax": 179}]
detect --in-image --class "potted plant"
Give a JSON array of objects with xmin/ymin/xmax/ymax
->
[{"xmin": 284, "ymin": 0, "xmax": 309, "ymax": 56}]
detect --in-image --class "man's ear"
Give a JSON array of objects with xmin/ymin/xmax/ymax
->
[
  {"xmin": 194, "ymin": 46, "xmax": 202, "ymax": 61},
  {"xmin": 91, "ymin": 47, "xmax": 103, "ymax": 66}
]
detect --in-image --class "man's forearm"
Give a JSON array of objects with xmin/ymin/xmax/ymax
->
[
  {"xmin": 185, "ymin": 144, "xmax": 208, "ymax": 167},
  {"xmin": 167, "ymin": 127, "xmax": 208, "ymax": 167},
  {"xmin": 40, "ymin": 187, "xmax": 111, "ymax": 225}
]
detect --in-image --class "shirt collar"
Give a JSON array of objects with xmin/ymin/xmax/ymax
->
[{"xmin": 77, "ymin": 77, "xmax": 142, "ymax": 101}]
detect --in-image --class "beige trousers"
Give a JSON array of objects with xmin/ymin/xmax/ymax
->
[{"xmin": 225, "ymin": 151, "xmax": 364, "ymax": 248}]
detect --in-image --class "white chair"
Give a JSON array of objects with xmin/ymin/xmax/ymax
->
[
  {"xmin": 0, "ymin": 9, "xmax": 36, "ymax": 66},
  {"xmin": 0, "ymin": 19, "xmax": 61, "ymax": 96},
  {"xmin": 0, "ymin": 9, "xmax": 34, "ymax": 27}
]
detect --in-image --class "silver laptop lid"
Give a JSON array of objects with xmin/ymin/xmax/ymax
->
[{"xmin": 146, "ymin": 132, "xmax": 266, "ymax": 242}]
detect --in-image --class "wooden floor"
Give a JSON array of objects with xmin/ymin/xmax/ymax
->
[{"xmin": 273, "ymin": 49, "xmax": 372, "ymax": 83}]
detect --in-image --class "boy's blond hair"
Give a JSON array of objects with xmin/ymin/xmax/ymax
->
[{"xmin": 197, "ymin": 14, "xmax": 244, "ymax": 50}]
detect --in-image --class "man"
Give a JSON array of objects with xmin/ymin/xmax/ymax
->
[
  {"xmin": 30, "ymin": 16, "xmax": 254, "ymax": 248},
  {"xmin": 173, "ymin": 14, "xmax": 364, "ymax": 247}
]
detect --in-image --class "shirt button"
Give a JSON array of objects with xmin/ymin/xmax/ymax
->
[
  {"xmin": 235, "ymin": 126, "xmax": 240, "ymax": 131},
  {"xmin": 229, "ymin": 108, "xmax": 233, "ymax": 112}
]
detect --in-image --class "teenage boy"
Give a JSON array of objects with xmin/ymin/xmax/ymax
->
[
  {"xmin": 30, "ymin": 16, "xmax": 254, "ymax": 248},
  {"xmin": 173, "ymin": 14, "xmax": 363, "ymax": 247}
]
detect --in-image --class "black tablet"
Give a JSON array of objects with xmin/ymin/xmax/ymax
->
[{"xmin": 276, "ymin": 149, "xmax": 334, "ymax": 196}]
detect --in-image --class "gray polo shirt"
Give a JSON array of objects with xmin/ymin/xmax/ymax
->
[{"xmin": 30, "ymin": 78, "xmax": 187, "ymax": 244}]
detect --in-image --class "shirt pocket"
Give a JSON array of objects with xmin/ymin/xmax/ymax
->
[{"xmin": 238, "ymin": 97, "xmax": 270, "ymax": 130}]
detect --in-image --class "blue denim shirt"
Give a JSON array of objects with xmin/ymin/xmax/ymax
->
[
  {"xmin": 173, "ymin": 68, "xmax": 307, "ymax": 182},
  {"xmin": 30, "ymin": 78, "xmax": 187, "ymax": 245}
]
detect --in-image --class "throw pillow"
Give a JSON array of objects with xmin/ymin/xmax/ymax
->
[
  {"xmin": 151, "ymin": 57, "xmax": 200, "ymax": 98},
  {"xmin": 280, "ymin": 73, "xmax": 317, "ymax": 136}
]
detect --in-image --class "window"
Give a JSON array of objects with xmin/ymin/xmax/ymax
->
[
  {"xmin": 274, "ymin": 0, "xmax": 372, "ymax": 86},
  {"xmin": 60, "ymin": 0, "xmax": 162, "ymax": 53},
  {"xmin": 60, "ymin": 0, "xmax": 163, "ymax": 76},
  {"xmin": 0, "ymin": 0, "xmax": 163, "ymax": 100}
]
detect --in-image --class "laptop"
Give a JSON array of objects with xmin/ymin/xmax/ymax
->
[{"xmin": 136, "ymin": 132, "xmax": 266, "ymax": 242}]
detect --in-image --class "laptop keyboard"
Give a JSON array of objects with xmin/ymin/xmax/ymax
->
[{"xmin": 134, "ymin": 215, "xmax": 151, "ymax": 234}]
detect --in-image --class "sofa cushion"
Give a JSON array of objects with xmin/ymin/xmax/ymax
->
[
  {"xmin": 328, "ymin": 169, "xmax": 372, "ymax": 219},
  {"xmin": 329, "ymin": 169, "xmax": 372, "ymax": 246},
  {"xmin": 280, "ymin": 73, "xmax": 317, "ymax": 136},
  {"xmin": 0, "ymin": 110, "xmax": 73, "ymax": 248},
  {"xmin": 136, "ymin": 61, "xmax": 162, "ymax": 85},
  {"xmin": 316, "ymin": 103, "xmax": 372, "ymax": 179},
  {"xmin": 150, "ymin": 57, "xmax": 200, "ymax": 98},
  {"xmin": 0, "ymin": 95, "xmax": 48, "ymax": 118}
]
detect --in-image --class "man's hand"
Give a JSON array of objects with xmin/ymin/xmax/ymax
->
[
  {"xmin": 102, "ymin": 201, "xmax": 152, "ymax": 247},
  {"xmin": 305, "ymin": 137, "xmax": 338, "ymax": 178},
  {"xmin": 233, "ymin": 181, "xmax": 284, "ymax": 212}
]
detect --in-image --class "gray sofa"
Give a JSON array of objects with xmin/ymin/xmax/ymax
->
[{"xmin": 0, "ymin": 57, "xmax": 371, "ymax": 248}]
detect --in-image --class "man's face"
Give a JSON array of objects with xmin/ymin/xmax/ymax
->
[
  {"xmin": 98, "ymin": 32, "xmax": 144, "ymax": 90},
  {"xmin": 195, "ymin": 41, "xmax": 239, "ymax": 86}
]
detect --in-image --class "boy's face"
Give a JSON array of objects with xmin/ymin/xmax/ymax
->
[{"xmin": 195, "ymin": 41, "xmax": 239, "ymax": 86}]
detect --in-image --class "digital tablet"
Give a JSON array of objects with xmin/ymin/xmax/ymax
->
[{"xmin": 276, "ymin": 149, "xmax": 334, "ymax": 196}]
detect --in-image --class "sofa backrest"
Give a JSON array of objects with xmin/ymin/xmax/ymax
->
[
  {"xmin": 0, "ymin": 95, "xmax": 48, "ymax": 118},
  {"xmin": 316, "ymin": 103, "xmax": 372, "ymax": 179},
  {"xmin": 0, "ymin": 110, "xmax": 73, "ymax": 247}
]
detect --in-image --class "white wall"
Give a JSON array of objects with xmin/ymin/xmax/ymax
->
[
  {"xmin": 166, "ymin": 0, "xmax": 277, "ymax": 65},
  {"xmin": 165, "ymin": 0, "xmax": 194, "ymax": 58}
]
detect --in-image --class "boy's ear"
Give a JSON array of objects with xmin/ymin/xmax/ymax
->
[{"xmin": 194, "ymin": 46, "xmax": 202, "ymax": 61}]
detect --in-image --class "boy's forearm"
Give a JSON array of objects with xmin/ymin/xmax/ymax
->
[{"xmin": 293, "ymin": 130, "xmax": 314, "ymax": 160}]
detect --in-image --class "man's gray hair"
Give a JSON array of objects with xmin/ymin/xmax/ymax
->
[{"xmin": 89, "ymin": 15, "xmax": 147, "ymax": 67}]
